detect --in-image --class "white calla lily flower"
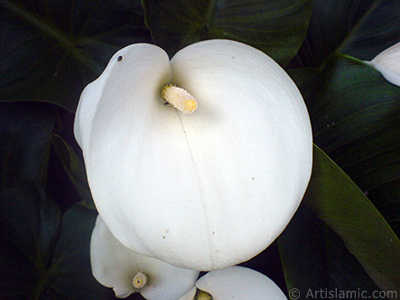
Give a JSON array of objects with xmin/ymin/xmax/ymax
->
[
  {"xmin": 368, "ymin": 41, "xmax": 400, "ymax": 86},
  {"xmin": 178, "ymin": 266, "xmax": 287, "ymax": 300},
  {"xmin": 90, "ymin": 215, "xmax": 199, "ymax": 299},
  {"xmin": 75, "ymin": 39, "xmax": 313, "ymax": 270}
]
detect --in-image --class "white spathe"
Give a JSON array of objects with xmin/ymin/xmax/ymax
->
[
  {"xmin": 75, "ymin": 39, "xmax": 313, "ymax": 270},
  {"xmin": 178, "ymin": 266, "xmax": 287, "ymax": 300},
  {"xmin": 368, "ymin": 41, "xmax": 400, "ymax": 87},
  {"xmin": 91, "ymin": 215, "xmax": 199, "ymax": 299}
]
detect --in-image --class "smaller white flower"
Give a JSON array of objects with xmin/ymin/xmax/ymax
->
[
  {"xmin": 367, "ymin": 41, "xmax": 400, "ymax": 87},
  {"xmin": 90, "ymin": 216, "xmax": 199, "ymax": 299},
  {"xmin": 178, "ymin": 266, "xmax": 287, "ymax": 300}
]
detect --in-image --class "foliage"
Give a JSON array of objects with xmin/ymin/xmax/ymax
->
[{"xmin": 0, "ymin": 0, "xmax": 399, "ymax": 299}]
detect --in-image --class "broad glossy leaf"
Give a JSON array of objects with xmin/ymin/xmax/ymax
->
[
  {"xmin": 0, "ymin": 102, "xmax": 56, "ymax": 189},
  {"xmin": 0, "ymin": 183, "xmax": 62, "ymax": 299},
  {"xmin": 0, "ymin": 0, "xmax": 151, "ymax": 111},
  {"xmin": 324, "ymin": 228, "xmax": 387, "ymax": 294},
  {"xmin": 294, "ymin": 0, "xmax": 400, "ymax": 67},
  {"xmin": 287, "ymin": 67, "xmax": 320, "ymax": 99},
  {"xmin": 143, "ymin": 0, "xmax": 312, "ymax": 65},
  {"xmin": 341, "ymin": 1, "xmax": 400, "ymax": 60},
  {"xmin": 285, "ymin": 54, "xmax": 400, "ymax": 295},
  {"xmin": 278, "ymin": 203, "xmax": 386, "ymax": 298},
  {"xmin": 304, "ymin": 146, "xmax": 400, "ymax": 291},
  {"xmin": 278, "ymin": 204, "xmax": 330, "ymax": 296},
  {"xmin": 0, "ymin": 183, "xmax": 113, "ymax": 299},
  {"xmin": 302, "ymin": 54, "xmax": 400, "ymax": 236},
  {"xmin": 51, "ymin": 133, "xmax": 94, "ymax": 209},
  {"xmin": 45, "ymin": 205, "xmax": 112, "ymax": 299}
]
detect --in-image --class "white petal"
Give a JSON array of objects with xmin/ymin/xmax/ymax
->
[
  {"xmin": 76, "ymin": 43, "xmax": 174, "ymax": 256},
  {"xmin": 369, "ymin": 41, "xmax": 400, "ymax": 86},
  {"xmin": 74, "ymin": 44, "xmax": 170, "ymax": 149},
  {"xmin": 176, "ymin": 287, "xmax": 197, "ymax": 300},
  {"xmin": 91, "ymin": 216, "xmax": 199, "ymax": 299},
  {"xmin": 195, "ymin": 266, "xmax": 287, "ymax": 300},
  {"xmin": 76, "ymin": 40, "xmax": 312, "ymax": 270},
  {"xmin": 167, "ymin": 39, "xmax": 312, "ymax": 269}
]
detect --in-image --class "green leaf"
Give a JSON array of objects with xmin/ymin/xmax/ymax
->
[
  {"xmin": 45, "ymin": 205, "xmax": 112, "ymax": 299},
  {"xmin": 0, "ymin": 0, "xmax": 151, "ymax": 112},
  {"xmin": 0, "ymin": 184, "xmax": 113, "ymax": 299},
  {"xmin": 324, "ymin": 228, "xmax": 386, "ymax": 293},
  {"xmin": 278, "ymin": 204, "xmax": 330, "ymax": 295},
  {"xmin": 290, "ymin": 55, "xmax": 400, "ymax": 291},
  {"xmin": 340, "ymin": 1, "xmax": 400, "ymax": 60},
  {"xmin": 278, "ymin": 203, "xmax": 386, "ymax": 298},
  {"xmin": 51, "ymin": 133, "xmax": 95, "ymax": 209},
  {"xmin": 0, "ymin": 102, "xmax": 57, "ymax": 189},
  {"xmin": 0, "ymin": 183, "xmax": 62, "ymax": 299},
  {"xmin": 287, "ymin": 67, "xmax": 320, "ymax": 99},
  {"xmin": 294, "ymin": 0, "xmax": 400, "ymax": 67},
  {"xmin": 143, "ymin": 0, "xmax": 312, "ymax": 66},
  {"xmin": 302, "ymin": 54, "xmax": 400, "ymax": 236},
  {"xmin": 304, "ymin": 145, "xmax": 400, "ymax": 292}
]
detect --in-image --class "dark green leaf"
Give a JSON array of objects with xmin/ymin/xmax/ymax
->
[
  {"xmin": 304, "ymin": 145, "xmax": 400, "ymax": 291},
  {"xmin": 0, "ymin": 0, "xmax": 151, "ymax": 111},
  {"xmin": 45, "ymin": 205, "xmax": 113, "ymax": 299},
  {"xmin": 51, "ymin": 133, "xmax": 94, "ymax": 210},
  {"xmin": 143, "ymin": 0, "xmax": 312, "ymax": 65},
  {"xmin": 0, "ymin": 183, "xmax": 113, "ymax": 299},
  {"xmin": 324, "ymin": 228, "xmax": 386, "ymax": 294},
  {"xmin": 278, "ymin": 203, "xmax": 385, "ymax": 298},
  {"xmin": 303, "ymin": 54, "xmax": 400, "ymax": 236},
  {"xmin": 0, "ymin": 183, "xmax": 62, "ymax": 299},
  {"xmin": 0, "ymin": 102, "xmax": 57, "ymax": 189},
  {"xmin": 340, "ymin": 1, "xmax": 400, "ymax": 60},
  {"xmin": 278, "ymin": 204, "xmax": 331, "ymax": 296},
  {"xmin": 293, "ymin": 0, "xmax": 400, "ymax": 67},
  {"xmin": 287, "ymin": 67, "xmax": 320, "ymax": 99}
]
